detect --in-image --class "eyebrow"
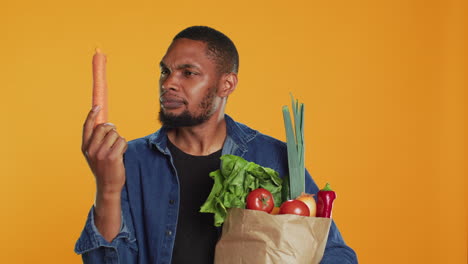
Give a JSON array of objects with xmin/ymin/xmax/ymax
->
[{"xmin": 159, "ymin": 61, "xmax": 201, "ymax": 70}]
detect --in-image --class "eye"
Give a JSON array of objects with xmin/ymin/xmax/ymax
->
[
  {"xmin": 160, "ymin": 68, "xmax": 169, "ymax": 75},
  {"xmin": 184, "ymin": 70, "xmax": 197, "ymax": 77}
]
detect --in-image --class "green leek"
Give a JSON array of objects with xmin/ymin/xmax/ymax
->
[{"xmin": 282, "ymin": 94, "xmax": 305, "ymax": 199}]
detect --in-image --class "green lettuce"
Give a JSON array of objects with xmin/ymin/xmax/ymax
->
[{"xmin": 200, "ymin": 154, "xmax": 283, "ymax": 227}]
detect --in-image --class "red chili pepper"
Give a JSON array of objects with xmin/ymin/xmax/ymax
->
[{"xmin": 316, "ymin": 183, "xmax": 336, "ymax": 218}]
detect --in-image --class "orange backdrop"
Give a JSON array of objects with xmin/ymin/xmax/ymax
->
[{"xmin": 1, "ymin": 0, "xmax": 466, "ymax": 263}]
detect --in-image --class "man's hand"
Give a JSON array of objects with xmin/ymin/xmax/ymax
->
[
  {"xmin": 81, "ymin": 105, "xmax": 128, "ymax": 242},
  {"xmin": 82, "ymin": 106, "xmax": 127, "ymax": 195}
]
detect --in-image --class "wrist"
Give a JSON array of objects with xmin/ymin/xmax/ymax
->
[
  {"xmin": 96, "ymin": 184, "xmax": 123, "ymax": 198},
  {"xmin": 93, "ymin": 191, "xmax": 122, "ymax": 243},
  {"xmin": 95, "ymin": 190, "xmax": 121, "ymax": 209}
]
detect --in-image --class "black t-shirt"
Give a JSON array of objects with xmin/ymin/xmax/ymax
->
[{"xmin": 167, "ymin": 139, "xmax": 222, "ymax": 264}]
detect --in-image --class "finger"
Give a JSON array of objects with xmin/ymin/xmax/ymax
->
[
  {"xmin": 122, "ymin": 139, "xmax": 128, "ymax": 153},
  {"xmin": 100, "ymin": 129, "xmax": 120, "ymax": 151},
  {"xmin": 94, "ymin": 129, "xmax": 120, "ymax": 161},
  {"xmin": 87, "ymin": 123, "xmax": 116, "ymax": 156},
  {"xmin": 82, "ymin": 105, "xmax": 101, "ymax": 153},
  {"xmin": 111, "ymin": 137, "xmax": 128, "ymax": 157}
]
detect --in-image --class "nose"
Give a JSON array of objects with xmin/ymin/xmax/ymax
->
[{"xmin": 160, "ymin": 72, "xmax": 179, "ymax": 92}]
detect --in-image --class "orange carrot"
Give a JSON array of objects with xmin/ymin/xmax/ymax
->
[{"xmin": 92, "ymin": 47, "xmax": 108, "ymax": 127}]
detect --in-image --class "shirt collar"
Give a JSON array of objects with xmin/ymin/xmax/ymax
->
[{"xmin": 147, "ymin": 114, "xmax": 258, "ymax": 155}]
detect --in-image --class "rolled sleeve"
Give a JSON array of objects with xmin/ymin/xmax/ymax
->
[
  {"xmin": 74, "ymin": 206, "xmax": 134, "ymax": 254},
  {"xmin": 74, "ymin": 203, "xmax": 138, "ymax": 264}
]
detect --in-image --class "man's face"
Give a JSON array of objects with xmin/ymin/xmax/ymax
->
[{"xmin": 158, "ymin": 38, "xmax": 221, "ymax": 128}]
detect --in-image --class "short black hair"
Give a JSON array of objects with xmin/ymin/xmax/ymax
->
[{"xmin": 173, "ymin": 26, "xmax": 239, "ymax": 74}]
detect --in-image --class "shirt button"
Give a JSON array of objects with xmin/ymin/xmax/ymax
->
[
  {"xmin": 169, "ymin": 199, "xmax": 175, "ymax": 205},
  {"xmin": 166, "ymin": 230, "xmax": 172, "ymax": 236}
]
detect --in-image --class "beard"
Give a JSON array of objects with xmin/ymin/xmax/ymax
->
[{"xmin": 158, "ymin": 86, "xmax": 217, "ymax": 128}]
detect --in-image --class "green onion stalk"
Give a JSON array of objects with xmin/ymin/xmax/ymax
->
[{"xmin": 282, "ymin": 94, "xmax": 305, "ymax": 200}]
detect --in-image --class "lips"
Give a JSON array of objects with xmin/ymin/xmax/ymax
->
[{"xmin": 160, "ymin": 96, "xmax": 186, "ymax": 109}]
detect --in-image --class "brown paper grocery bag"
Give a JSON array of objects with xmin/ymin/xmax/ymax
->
[{"xmin": 214, "ymin": 208, "xmax": 332, "ymax": 264}]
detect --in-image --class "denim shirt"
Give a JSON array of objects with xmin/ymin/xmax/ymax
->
[{"xmin": 74, "ymin": 115, "xmax": 358, "ymax": 264}]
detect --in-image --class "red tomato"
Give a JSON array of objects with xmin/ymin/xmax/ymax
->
[
  {"xmin": 246, "ymin": 188, "xmax": 275, "ymax": 213},
  {"xmin": 279, "ymin": 200, "xmax": 310, "ymax": 216}
]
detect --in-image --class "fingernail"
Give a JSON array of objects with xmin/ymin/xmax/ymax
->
[
  {"xmin": 92, "ymin": 105, "xmax": 101, "ymax": 112},
  {"xmin": 104, "ymin": 122, "xmax": 115, "ymax": 126}
]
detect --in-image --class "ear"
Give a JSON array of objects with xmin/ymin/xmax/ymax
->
[{"xmin": 218, "ymin": 73, "xmax": 238, "ymax": 98}]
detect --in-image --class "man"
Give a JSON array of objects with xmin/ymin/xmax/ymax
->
[{"xmin": 75, "ymin": 26, "xmax": 358, "ymax": 264}]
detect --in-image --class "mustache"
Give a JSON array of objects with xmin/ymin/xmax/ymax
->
[{"xmin": 159, "ymin": 91, "xmax": 188, "ymax": 104}]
